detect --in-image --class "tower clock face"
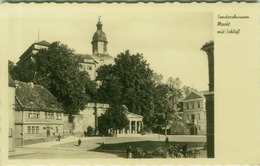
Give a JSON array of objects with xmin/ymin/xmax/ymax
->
[{"xmin": 98, "ymin": 42, "xmax": 104, "ymax": 53}]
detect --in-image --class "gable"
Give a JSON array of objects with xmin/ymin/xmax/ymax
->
[{"xmin": 183, "ymin": 91, "xmax": 204, "ymax": 101}]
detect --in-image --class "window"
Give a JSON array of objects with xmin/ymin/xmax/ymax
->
[
  {"xmin": 28, "ymin": 126, "xmax": 39, "ymax": 134},
  {"xmin": 37, "ymin": 112, "xmax": 40, "ymax": 119},
  {"xmin": 198, "ymin": 102, "xmax": 201, "ymax": 108},
  {"xmin": 56, "ymin": 126, "xmax": 59, "ymax": 133},
  {"xmin": 191, "ymin": 114, "xmax": 195, "ymax": 120},
  {"xmin": 198, "ymin": 113, "xmax": 201, "ymax": 120},
  {"xmin": 45, "ymin": 112, "xmax": 47, "ymax": 119},
  {"xmin": 28, "ymin": 126, "xmax": 31, "ymax": 134},
  {"xmin": 47, "ymin": 112, "xmax": 50, "ymax": 119},
  {"xmin": 32, "ymin": 126, "xmax": 35, "ymax": 134},
  {"xmin": 187, "ymin": 103, "xmax": 189, "ymax": 109},
  {"xmin": 36, "ymin": 126, "xmax": 39, "ymax": 134},
  {"xmin": 28, "ymin": 111, "xmax": 40, "ymax": 119},
  {"xmin": 192, "ymin": 102, "xmax": 194, "ymax": 109},
  {"xmin": 56, "ymin": 113, "xmax": 59, "ymax": 119}
]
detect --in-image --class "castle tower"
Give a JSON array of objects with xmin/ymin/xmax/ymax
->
[
  {"xmin": 91, "ymin": 17, "xmax": 108, "ymax": 55},
  {"xmin": 91, "ymin": 17, "xmax": 114, "ymax": 68}
]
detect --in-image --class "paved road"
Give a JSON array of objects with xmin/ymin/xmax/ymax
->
[
  {"xmin": 9, "ymin": 134, "xmax": 206, "ymax": 159},
  {"xmin": 9, "ymin": 147, "xmax": 123, "ymax": 159}
]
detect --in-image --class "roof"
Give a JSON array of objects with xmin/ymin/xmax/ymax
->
[
  {"xmin": 92, "ymin": 31, "xmax": 107, "ymax": 42},
  {"xmin": 35, "ymin": 40, "xmax": 51, "ymax": 46},
  {"xmin": 9, "ymin": 74, "xmax": 16, "ymax": 87},
  {"xmin": 74, "ymin": 53, "xmax": 93, "ymax": 59},
  {"xmin": 125, "ymin": 111, "xmax": 143, "ymax": 119},
  {"xmin": 15, "ymin": 81, "xmax": 63, "ymax": 112},
  {"xmin": 183, "ymin": 91, "xmax": 204, "ymax": 101},
  {"xmin": 92, "ymin": 20, "xmax": 107, "ymax": 42}
]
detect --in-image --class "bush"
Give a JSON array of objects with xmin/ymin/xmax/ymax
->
[
  {"xmin": 187, "ymin": 149, "xmax": 200, "ymax": 158},
  {"xmin": 132, "ymin": 148, "xmax": 147, "ymax": 158},
  {"xmin": 152, "ymin": 147, "xmax": 168, "ymax": 158},
  {"xmin": 141, "ymin": 127, "xmax": 152, "ymax": 135},
  {"xmin": 132, "ymin": 145, "xmax": 200, "ymax": 159},
  {"xmin": 85, "ymin": 126, "xmax": 94, "ymax": 136}
]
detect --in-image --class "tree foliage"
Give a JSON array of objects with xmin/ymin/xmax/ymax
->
[
  {"xmin": 96, "ymin": 50, "xmax": 155, "ymax": 124},
  {"xmin": 98, "ymin": 105, "xmax": 128, "ymax": 136},
  {"xmin": 9, "ymin": 42, "xmax": 95, "ymax": 115}
]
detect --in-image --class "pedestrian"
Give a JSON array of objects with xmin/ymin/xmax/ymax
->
[
  {"xmin": 58, "ymin": 134, "xmax": 61, "ymax": 142},
  {"xmin": 182, "ymin": 144, "xmax": 188, "ymax": 157},
  {"xmin": 165, "ymin": 136, "xmax": 169, "ymax": 145},
  {"xmin": 126, "ymin": 146, "xmax": 132, "ymax": 158},
  {"xmin": 78, "ymin": 138, "xmax": 82, "ymax": 146}
]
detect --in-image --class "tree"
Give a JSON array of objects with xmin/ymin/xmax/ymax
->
[
  {"xmin": 96, "ymin": 50, "xmax": 155, "ymax": 124},
  {"xmin": 152, "ymin": 72, "xmax": 163, "ymax": 86},
  {"xmin": 9, "ymin": 59, "xmax": 36, "ymax": 82},
  {"xmin": 98, "ymin": 105, "xmax": 128, "ymax": 136},
  {"xmin": 152, "ymin": 77, "xmax": 186, "ymax": 135},
  {"xmin": 9, "ymin": 42, "xmax": 95, "ymax": 115}
]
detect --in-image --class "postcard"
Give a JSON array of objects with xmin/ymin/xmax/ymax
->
[{"xmin": 0, "ymin": 3, "xmax": 259, "ymax": 165}]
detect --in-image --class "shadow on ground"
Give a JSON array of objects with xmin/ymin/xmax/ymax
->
[{"xmin": 90, "ymin": 141, "xmax": 205, "ymax": 158}]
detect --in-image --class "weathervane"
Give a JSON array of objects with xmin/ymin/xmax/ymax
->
[{"xmin": 99, "ymin": 16, "xmax": 101, "ymax": 21}]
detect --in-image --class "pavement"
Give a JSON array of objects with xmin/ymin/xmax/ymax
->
[{"xmin": 9, "ymin": 134, "xmax": 207, "ymax": 159}]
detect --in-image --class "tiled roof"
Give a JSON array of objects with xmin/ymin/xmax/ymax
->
[{"xmin": 15, "ymin": 81, "xmax": 63, "ymax": 112}]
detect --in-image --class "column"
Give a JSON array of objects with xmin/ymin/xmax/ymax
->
[
  {"xmin": 141, "ymin": 121, "xmax": 144, "ymax": 130},
  {"xmin": 138, "ymin": 121, "xmax": 141, "ymax": 132},
  {"xmin": 129, "ymin": 121, "xmax": 132, "ymax": 134},
  {"xmin": 134, "ymin": 121, "xmax": 137, "ymax": 134}
]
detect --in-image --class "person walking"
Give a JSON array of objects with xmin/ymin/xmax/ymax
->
[
  {"xmin": 78, "ymin": 138, "xmax": 82, "ymax": 146},
  {"xmin": 126, "ymin": 146, "xmax": 132, "ymax": 158},
  {"xmin": 58, "ymin": 134, "xmax": 61, "ymax": 142}
]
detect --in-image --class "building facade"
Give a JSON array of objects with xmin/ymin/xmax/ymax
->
[
  {"xmin": 15, "ymin": 81, "xmax": 64, "ymax": 146},
  {"xmin": 76, "ymin": 54, "xmax": 98, "ymax": 80},
  {"xmin": 17, "ymin": 40, "xmax": 50, "ymax": 66},
  {"xmin": 115, "ymin": 111, "xmax": 143, "ymax": 136},
  {"xmin": 9, "ymin": 75, "xmax": 16, "ymax": 151},
  {"xmin": 70, "ymin": 103, "xmax": 143, "ymax": 136},
  {"xmin": 181, "ymin": 91, "xmax": 208, "ymax": 135}
]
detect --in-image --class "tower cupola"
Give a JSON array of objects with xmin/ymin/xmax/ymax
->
[{"xmin": 91, "ymin": 17, "xmax": 108, "ymax": 55}]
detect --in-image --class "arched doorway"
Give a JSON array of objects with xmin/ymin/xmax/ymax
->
[{"xmin": 190, "ymin": 126, "xmax": 198, "ymax": 135}]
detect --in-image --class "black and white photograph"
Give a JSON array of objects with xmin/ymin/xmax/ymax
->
[{"xmin": 1, "ymin": 4, "xmax": 222, "ymax": 160}]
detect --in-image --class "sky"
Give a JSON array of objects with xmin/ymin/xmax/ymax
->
[{"xmin": 2, "ymin": 4, "xmax": 213, "ymax": 91}]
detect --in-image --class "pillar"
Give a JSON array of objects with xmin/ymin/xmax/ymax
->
[
  {"xmin": 138, "ymin": 121, "xmax": 141, "ymax": 132},
  {"xmin": 134, "ymin": 121, "xmax": 137, "ymax": 134},
  {"xmin": 129, "ymin": 121, "xmax": 132, "ymax": 134}
]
